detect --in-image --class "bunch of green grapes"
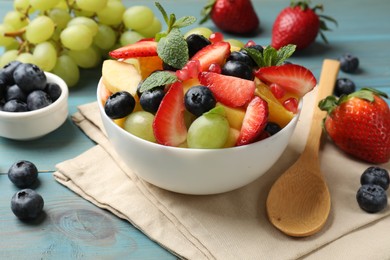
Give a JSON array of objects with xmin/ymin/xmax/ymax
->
[{"xmin": 0, "ymin": 0, "xmax": 162, "ymax": 87}]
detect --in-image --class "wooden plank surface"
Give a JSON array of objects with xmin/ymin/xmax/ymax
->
[{"xmin": 0, "ymin": 0, "xmax": 389, "ymax": 259}]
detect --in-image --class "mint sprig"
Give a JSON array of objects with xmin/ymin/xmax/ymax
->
[
  {"xmin": 139, "ymin": 71, "xmax": 177, "ymax": 93},
  {"xmin": 157, "ymin": 28, "xmax": 188, "ymax": 69},
  {"xmin": 243, "ymin": 44, "xmax": 296, "ymax": 67}
]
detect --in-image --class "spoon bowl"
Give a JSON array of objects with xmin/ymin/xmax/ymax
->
[{"xmin": 266, "ymin": 59, "xmax": 340, "ymax": 237}]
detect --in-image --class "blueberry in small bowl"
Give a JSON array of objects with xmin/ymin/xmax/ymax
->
[{"xmin": 0, "ymin": 62, "xmax": 69, "ymax": 140}]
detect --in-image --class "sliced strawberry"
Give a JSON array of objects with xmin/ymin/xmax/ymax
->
[
  {"xmin": 153, "ymin": 82, "xmax": 187, "ymax": 146},
  {"xmin": 199, "ymin": 72, "xmax": 255, "ymax": 107},
  {"xmin": 190, "ymin": 41, "xmax": 230, "ymax": 72},
  {"xmin": 109, "ymin": 40, "xmax": 158, "ymax": 59},
  {"xmin": 254, "ymin": 64, "xmax": 317, "ymax": 97},
  {"xmin": 236, "ymin": 96, "xmax": 269, "ymax": 146}
]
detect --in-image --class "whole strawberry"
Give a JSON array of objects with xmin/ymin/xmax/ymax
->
[
  {"xmin": 319, "ymin": 88, "xmax": 390, "ymax": 164},
  {"xmin": 200, "ymin": 0, "xmax": 259, "ymax": 35},
  {"xmin": 271, "ymin": 0, "xmax": 337, "ymax": 50}
]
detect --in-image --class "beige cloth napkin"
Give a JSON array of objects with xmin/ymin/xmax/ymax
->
[{"xmin": 54, "ymin": 88, "xmax": 390, "ymax": 260}]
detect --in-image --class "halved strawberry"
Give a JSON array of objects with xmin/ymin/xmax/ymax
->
[
  {"xmin": 153, "ymin": 82, "xmax": 187, "ymax": 146},
  {"xmin": 109, "ymin": 40, "xmax": 158, "ymax": 59},
  {"xmin": 190, "ymin": 41, "xmax": 231, "ymax": 72},
  {"xmin": 254, "ymin": 64, "xmax": 317, "ymax": 97},
  {"xmin": 236, "ymin": 96, "xmax": 269, "ymax": 146},
  {"xmin": 199, "ymin": 72, "xmax": 255, "ymax": 107}
]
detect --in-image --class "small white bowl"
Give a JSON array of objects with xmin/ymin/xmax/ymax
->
[
  {"xmin": 0, "ymin": 72, "xmax": 69, "ymax": 140},
  {"xmin": 97, "ymin": 79, "xmax": 301, "ymax": 195}
]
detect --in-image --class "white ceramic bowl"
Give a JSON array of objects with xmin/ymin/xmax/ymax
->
[
  {"xmin": 97, "ymin": 79, "xmax": 301, "ymax": 195},
  {"xmin": 0, "ymin": 72, "xmax": 69, "ymax": 140}
]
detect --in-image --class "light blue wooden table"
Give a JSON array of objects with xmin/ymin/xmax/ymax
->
[{"xmin": 0, "ymin": 0, "xmax": 389, "ymax": 258}]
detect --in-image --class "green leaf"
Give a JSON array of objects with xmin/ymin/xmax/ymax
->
[
  {"xmin": 173, "ymin": 16, "xmax": 196, "ymax": 28},
  {"xmin": 275, "ymin": 44, "xmax": 296, "ymax": 65},
  {"xmin": 139, "ymin": 71, "xmax": 178, "ymax": 93},
  {"xmin": 155, "ymin": 2, "xmax": 169, "ymax": 25},
  {"xmin": 318, "ymin": 95, "xmax": 338, "ymax": 114},
  {"xmin": 361, "ymin": 87, "xmax": 389, "ymax": 99},
  {"xmin": 157, "ymin": 28, "xmax": 189, "ymax": 69},
  {"xmin": 348, "ymin": 89, "xmax": 375, "ymax": 102},
  {"xmin": 243, "ymin": 45, "xmax": 296, "ymax": 67}
]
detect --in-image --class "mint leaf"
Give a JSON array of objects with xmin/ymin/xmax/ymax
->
[
  {"xmin": 157, "ymin": 28, "xmax": 188, "ymax": 69},
  {"xmin": 243, "ymin": 44, "xmax": 296, "ymax": 67},
  {"xmin": 173, "ymin": 16, "xmax": 196, "ymax": 28},
  {"xmin": 139, "ymin": 71, "xmax": 177, "ymax": 93}
]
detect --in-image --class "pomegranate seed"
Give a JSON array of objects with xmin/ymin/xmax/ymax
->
[
  {"xmin": 186, "ymin": 60, "xmax": 200, "ymax": 78},
  {"xmin": 283, "ymin": 97, "xmax": 299, "ymax": 113},
  {"xmin": 270, "ymin": 83, "xmax": 285, "ymax": 99},
  {"xmin": 176, "ymin": 68, "xmax": 189, "ymax": 81},
  {"xmin": 208, "ymin": 63, "xmax": 222, "ymax": 74},
  {"xmin": 245, "ymin": 40, "xmax": 256, "ymax": 47},
  {"xmin": 209, "ymin": 32, "xmax": 224, "ymax": 43}
]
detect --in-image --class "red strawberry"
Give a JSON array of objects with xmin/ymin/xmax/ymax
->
[
  {"xmin": 254, "ymin": 64, "xmax": 317, "ymax": 97},
  {"xmin": 199, "ymin": 71, "xmax": 255, "ymax": 107},
  {"xmin": 236, "ymin": 96, "xmax": 269, "ymax": 146},
  {"xmin": 319, "ymin": 88, "xmax": 390, "ymax": 164},
  {"xmin": 190, "ymin": 42, "xmax": 230, "ymax": 72},
  {"xmin": 271, "ymin": 1, "xmax": 337, "ymax": 50},
  {"xmin": 200, "ymin": 0, "xmax": 260, "ymax": 34},
  {"xmin": 153, "ymin": 82, "xmax": 187, "ymax": 146},
  {"xmin": 109, "ymin": 40, "xmax": 158, "ymax": 59}
]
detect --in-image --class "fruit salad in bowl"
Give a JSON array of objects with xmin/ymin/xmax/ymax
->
[{"xmin": 97, "ymin": 6, "xmax": 316, "ymax": 194}]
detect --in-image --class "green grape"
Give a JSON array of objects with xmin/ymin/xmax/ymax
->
[
  {"xmin": 48, "ymin": 8, "xmax": 71, "ymax": 29},
  {"xmin": 67, "ymin": 16, "xmax": 98, "ymax": 36},
  {"xmin": 187, "ymin": 109, "xmax": 229, "ymax": 149},
  {"xmin": 54, "ymin": 0, "xmax": 69, "ymax": 10},
  {"xmin": 135, "ymin": 17, "xmax": 162, "ymax": 38},
  {"xmin": 184, "ymin": 27, "xmax": 213, "ymax": 39},
  {"xmin": 123, "ymin": 6, "xmax": 154, "ymax": 31},
  {"xmin": 0, "ymin": 50, "xmax": 18, "ymax": 68},
  {"xmin": 67, "ymin": 46, "xmax": 101, "ymax": 69},
  {"xmin": 93, "ymin": 24, "xmax": 116, "ymax": 50},
  {"xmin": 119, "ymin": 30, "xmax": 143, "ymax": 47},
  {"xmin": 123, "ymin": 111, "xmax": 156, "ymax": 143},
  {"xmin": 30, "ymin": 0, "xmax": 61, "ymax": 11},
  {"xmin": 33, "ymin": 41, "xmax": 57, "ymax": 71},
  {"xmin": 25, "ymin": 16, "xmax": 55, "ymax": 44},
  {"xmin": 52, "ymin": 55, "xmax": 80, "ymax": 87},
  {"xmin": 3, "ymin": 11, "xmax": 28, "ymax": 30},
  {"xmin": 73, "ymin": 7, "xmax": 95, "ymax": 18},
  {"xmin": 14, "ymin": 0, "xmax": 35, "ymax": 14},
  {"xmin": 60, "ymin": 24, "xmax": 93, "ymax": 50},
  {"xmin": 0, "ymin": 24, "xmax": 16, "ymax": 47},
  {"xmin": 77, "ymin": 0, "xmax": 108, "ymax": 13},
  {"xmin": 16, "ymin": 52, "xmax": 36, "ymax": 64},
  {"xmin": 97, "ymin": 1, "xmax": 125, "ymax": 26},
  {"xmin": 4, "ymin": 39, "xmax": 19, "ymax": 51},
  {"xmin": 225, "ymin": 39, "xmax": 245, "ymax": 49}
]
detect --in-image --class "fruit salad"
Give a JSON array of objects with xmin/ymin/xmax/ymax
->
[{"xmin": 99, "ymin": 5, "xmax": 317, "ymax": 149}]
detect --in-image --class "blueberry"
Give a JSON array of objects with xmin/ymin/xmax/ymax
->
[
  {"xmin": 185, "ymin": 85, "xmax": 216, "ymax": 116},
  {"xmin": 265, "ymin": 122, "xmax": 282, "ymax": 136},
  {"xmin": 0, "ymin": 60, "xmax": 22, "ymax": 86},
  {"xmin": 11, "ymin": 189, "xmax": 44, "ymax": 220},
  {"xmin": 45, "ymin": 82, "xmax": 62, "ymax": 102},
  {"xmin": 186, "ymin": 34, "xmax": 211, "ymax": 58},
  {"xmin": 5, "ymin": 84, "xmax": 27, "ymax": 102},
  {"xmin": 140, "ymin": 88, "xmax": 165, "ymax": 114},
  {"xmin": 8, "ymin": 160, "xmax": 38, "ymax": 188},
  {"xmin": 3, "ymin": 99, "xmax": 28, "ymax": 112},
  {"xmin": 334, "ymin": 78, "xmax": 356, "ymax": 97},
  {"xmin": 339, "ymin": 53, "xmax": 359, "ymax": 73},
  {"xmin": 0, "ymin": 75, "xmax": 7, "ymax": 100},
  {"xmin": 356, "ymin": 184, "xmax": 387, "ymax": 213},
  {"xmin": 104, "ymin": 91, "xmax": 135, "ymax": 119},
  {"xmin": 360, "ymin": 166, "xmax": 389, "ymax": 190},
  {"xmin": 227, "ymin": 51, "xmax": 256, "ymax": 68},
  {"xmin": 13, "ymin": 63, "xmax": 47, "ymax": 93},
  {"xmin": 162, "ymin": 62, "xmax": 179, "ymax": 71},
  {"xmin": 27, "ymin": 90, "xmax": 52, "ymax": 111},
  {"xmin": 222, "ymin": 60, "xmax": 254, "ymax": 80}
]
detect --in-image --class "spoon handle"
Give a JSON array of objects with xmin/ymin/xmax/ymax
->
[{"xmin": 303, "ymin": 59, "xmax": 340, "ymax": 158}]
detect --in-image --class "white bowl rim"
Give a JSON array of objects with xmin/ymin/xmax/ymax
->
[
  {"xmin": 0, "ymin": 72, "xmax": 68, "ymax": 119},
  {"xmin": 97, "ymin": 77, "xmax": 303, "ymax": 152}
]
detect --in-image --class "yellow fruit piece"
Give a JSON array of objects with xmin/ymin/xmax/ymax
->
[
  {"xmin": 223, "ymin": 127, "xmax": 240, "ymax": 148},
  {"xmin": 216, "ymin": 102, "xmax": 245, "ymax": 130},
  {"xmin": 114, "ymin": 117, "xmax": 126, "ymax": 128},
  {"xmin": 102, "ymin": 59, "xmax": 141, "ymax": 97},
  {"xmin": 182, "ymin": 78, "xmax": 201, "ymax": 94},
  {"xmin": 137, "ymin": 56, "xmax": 163, "ymax": 79},
  {"xmin": 255, "ymin": 81, "xmax": 294, "ymax": 127}
]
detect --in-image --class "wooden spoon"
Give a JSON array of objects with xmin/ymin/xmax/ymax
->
[{"xmin": 266, "ymin": 59, "xmax": 340, "ymax": 237}]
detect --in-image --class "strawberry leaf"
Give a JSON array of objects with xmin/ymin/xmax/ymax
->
[
  {"xmin": 361, "ymin": 87, "xmax": 389, "ymax": 99},
  {"xmin": 318, "ymin": 95, "xmax": 338, "ymax": 114},
  {"xmin": 139, "ymin": 71, "xmax": 178, "ymax": 93}
]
